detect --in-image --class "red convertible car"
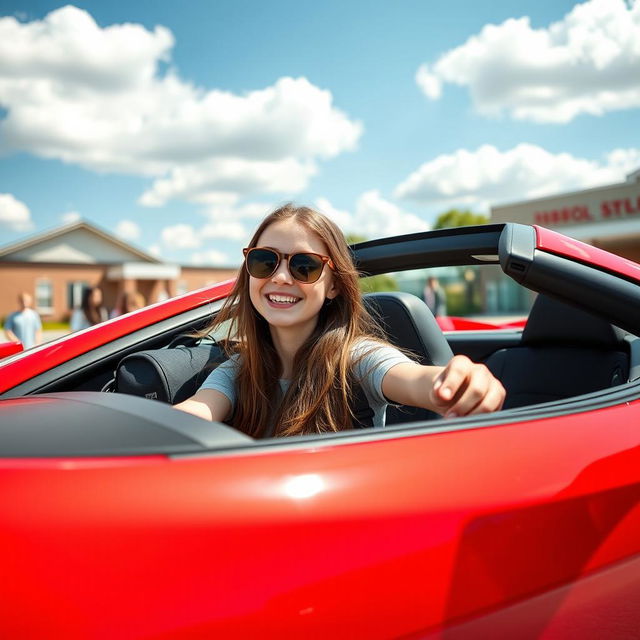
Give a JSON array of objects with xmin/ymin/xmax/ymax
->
[{"xmin": 0, "ymin": 223, "xmax": 638, "ymax": 638}]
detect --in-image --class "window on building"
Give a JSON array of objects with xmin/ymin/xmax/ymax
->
[
  {"xmin": 67, "ymin": 281, "xmax": 89, "ymax": 309},
  {"xmin": 35, "ymin": 278, "xmax": 54, "ymax": 313}
]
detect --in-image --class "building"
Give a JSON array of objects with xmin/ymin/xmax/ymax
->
[
  {"xmin": 0, "ymin": 221, "xmax": 238, "ymax": 323},
  {"xmin": 479, "ymin": 169, "xmax": 640, "ymax": 314},
  {"xmin": 491, "ymin": 169, "xmax": 640, "ymax": 263}
]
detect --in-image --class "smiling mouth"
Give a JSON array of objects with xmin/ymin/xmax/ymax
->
[{"xmin": 266, "ymin": 294, "xmax": 301, "ymax": 306}]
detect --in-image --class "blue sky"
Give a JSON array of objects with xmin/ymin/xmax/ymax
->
[{"xmin": 1, "ymin": 0, "xmax": 639, "ymax": 266}]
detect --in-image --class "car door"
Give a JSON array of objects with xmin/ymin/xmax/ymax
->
[{"xmin": 2, "ymin": 394, "xmax": 638, "ymax": 638}]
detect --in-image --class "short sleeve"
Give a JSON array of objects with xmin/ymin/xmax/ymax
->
[
  {"xmin": 351, "ymin": 340, "xmax": 412, "ymax": 405},
  {"xmin": 198, "ymin": 354, "xmax": 240, "ymax": 410},
  {"xmin": 4, "ymin": 312, "xmax": 15, "ymax": 332}
]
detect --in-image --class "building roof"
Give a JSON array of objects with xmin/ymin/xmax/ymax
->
[
  {"xmin": 0, "ymin": 220, "xmax": 161, "ymax": 264},
  {"xmin": 627, "ymin": 168, "xmax": 640, "ymax": 183},
  {"xmin": 492, "ymin": 167, "xmax": 640, "ymax": 213}
]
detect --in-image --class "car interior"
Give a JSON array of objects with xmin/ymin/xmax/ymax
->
[
  {"xmin": 104, "ymin": 287, "xmax": 637, "ymax": 423},
  {"xmin": 109, "ymin": 290, "xmax": 454, "ymax": 424},
  {"xmin": 484, "ymin": 294, "xmax": 631, "ymax": 409},
  {"xmin": 3, "ymin": 222, "xmax": 640, "ymax": 450}
]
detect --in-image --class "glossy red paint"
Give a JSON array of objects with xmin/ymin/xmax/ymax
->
[
  {"xmin": 437, "ymin": 316, "xmax": 526, "ymax": 331},
  {"xmin": 535, "ymin": 225, "xmax": 640, "ymax": 282},
  {"xmin": 0, "ymin": 400, "xmax": 638, "ymax": 637},
  {"xmin": 0, "ymin": 279, "xmax": 235, "ymax": 393},
  {"xmin": 499, "ymin": 318, "xmax": 528, "ymax": 329},
  {"xmin": 0, "ymin": 341, "xmax": 22, "ymax": 359}
]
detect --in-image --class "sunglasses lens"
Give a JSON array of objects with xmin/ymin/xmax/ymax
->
[
  {"xmin": 289, "ymin": 253, "xmax": 324, "ymax": 283},
  {"xmin": 246, "ymin": 248, "xmax": 279, "ymax": 278}
]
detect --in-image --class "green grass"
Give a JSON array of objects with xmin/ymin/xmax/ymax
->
[{"xmin": 42, "ymin": 322, "xmax": 70, "ymax": 331}]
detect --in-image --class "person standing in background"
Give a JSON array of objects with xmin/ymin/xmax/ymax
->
[
  {"xmin": 3, "ymin": 292, "xmax": 42, "ymax": 349},
  {"xmin": 110, "ymin": 291, "xmax": 146, "ymax": 318},
  {"xmin": 423, "ymin": 276, "xmax": 447, "ymax": 317},
  {"xmin": 71, "ymin": 286, "xmax": 108, "ymax": 331}
]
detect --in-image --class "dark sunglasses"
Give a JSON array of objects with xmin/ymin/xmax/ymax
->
[{"xmin": 243, "ymin": 247, "xmax": 335, "ymax": 283}]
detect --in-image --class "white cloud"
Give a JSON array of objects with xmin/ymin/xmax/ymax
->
[
  {"xmin": 208, "ymin": 201, "xmax": 272, "ymax": 221},
  {"xmin": 314, "ymin": 197, "xmax": 354, "ymax": 229},
  {"xmin": 395, "ymin": 143, "xmax": 639, "ymax": 209},
  {"xmin": 605, "ymin": 148, "xmax": 640, "ymax": 176},
  {"xmin": 353, "ymin": 191, "xmax": 428, "ymax": 237},
  {"xmin": 148, "ymin": 244, "xmax": 162, "ymax": 258},
  {"xmin": 415, "ymin": 64, "xmax": 442, "ymax": 100},
  {"xmin": 416, "ymin": 0, "xmax": 640, "ymax": 123},
  {"xmin": 315, "ymin": 193, "xmax": 427, "ymax": 239},
  {"xmin": 191, "ymin": 249, "xmax": 231, "ymax": 266},
  {"xmin": 115, "ymin": 219, "xmax": 141, "ymax": 240},
  {"xmin": 158, "ymin": 200, "xmax": 271, "ymax": 257},
  {"xmin": 0, "ymin": 6, "xmax": 362, "ymax": 205},
  {"xmin": 139, "ymin": 157, "xmax": 316, "ymax": 207},
  {"xmin": 0, "ymin": 193, "xmax": 33, "ymax": 231},
  {"xmin": 161, "ymin": 223, "xmax": 201, "ymax": 249},
  {"xmin": 201, "ymin": 220, "xmax": 248, "ymax": 242},
  {"xmin": 61, "ymin": 210, "xmax": 81, "ymax": 224}
]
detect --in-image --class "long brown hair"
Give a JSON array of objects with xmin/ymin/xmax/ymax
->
[
  {"xmin": 81, "ymin": 286, "xmax": 105, "ymax": 326},
  {"xmin": 206, "ymin": 203, "xmax": 386, "ymax": 437}
]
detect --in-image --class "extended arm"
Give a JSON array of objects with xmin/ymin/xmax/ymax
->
[
  {"xmin": 4, "ymin": 328, "xmax": 19, "ymax": 343},
  {"xmin": 382, "ymin": 355, "xmax": 505, "ymax": 417},
  {"xmin": 174, "ymin": 388, "xmax": 232, "ymax": 423}
]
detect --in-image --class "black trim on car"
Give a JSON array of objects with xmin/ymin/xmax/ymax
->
[
  {"xmin": 516, "ymin": 251, "xmax": 640, "ymax": 335},
  {"xmin": 170, "ymin": 378, "xmax": 640, "ymax": 460},
  {"xmin": 352, "ymin": 224, "xmax": 505, "ymax": 275},
  {"xmin": 0, "ymin": 392, "xmax": 249, "ymax": 457},
  {"xmin": 446, "ymin": 330, "xmax": 524, "ymax": 362},
  {"xmin": 2, "ymin": 377, "xmax": 637, "ymax": 459}
]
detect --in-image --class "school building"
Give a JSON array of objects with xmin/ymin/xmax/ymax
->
[
  {"xmin": 491, "ymin": 168, "xmax": 640, "ymax": 262},
  {"xmin": 482, "ymin": 168, "xmax": 640, "ymax": 313},
  {"xmin": 0, "ymin": 220, "xmax": 238, "ymax": 323}
]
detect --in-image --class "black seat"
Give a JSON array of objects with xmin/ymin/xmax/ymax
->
[
  {"xmin": 485, "ymin": 295, "xmax": 629, "ymax": 409},
  {"xmin": 363, "ymin": 292, "xmax": 453, "ymax": 366},
  {"xmin": 364, "ymin": 291, "xmax": 454, "ymax": 423}
]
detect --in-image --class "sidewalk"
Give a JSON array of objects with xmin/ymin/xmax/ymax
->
[{"xmin": 43, "ymin": 329, "xmax": 71, "ymax": 343}]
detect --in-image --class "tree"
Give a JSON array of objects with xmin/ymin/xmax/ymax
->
[
  {"xmin": 433, "ymin": 209, "xmax": 488, "ymax": 230},
  {"xmin": 346, "ymin": 234, "xmax": 398, "ymax": 293}
]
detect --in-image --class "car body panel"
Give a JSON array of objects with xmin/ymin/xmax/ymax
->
[
  {"xmin": 0, "ymin": 341, "xmax": 22, "ymax": 359},
  {"xmin": 437, "ymin": 316, "xmax": 526, "ymax": 331},
  {"xmin": 535, "ymin": 225, "xmax": 640, "ymax": 283},
  {"xmin": 1, "ymin": 223, "xmax": 639, "ymax": 637},
  {"xmin": 0, "ymin": 398, "xmax": 638, "ymax": 637}
]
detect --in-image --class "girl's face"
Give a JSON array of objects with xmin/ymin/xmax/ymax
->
[{"xmin": 248, "ymin": 218, "xmax": 339, "ymax": 339}]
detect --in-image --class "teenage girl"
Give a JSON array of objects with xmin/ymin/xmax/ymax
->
[{"xmin": 175, "ymin": 204, "xmax": 505, "ymax": 436}]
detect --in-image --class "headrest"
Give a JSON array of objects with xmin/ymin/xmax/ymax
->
[
  {"xmin": 522, "ymin": 295, "xmax": 626, "ymax": 347},
  {"xmin": 363, "ymin": 291, "xmax": 453, "ymax": 366}
]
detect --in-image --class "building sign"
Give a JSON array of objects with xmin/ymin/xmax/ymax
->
[{"xmin": 534, "ymin": 195, "xmax": 640, "ymax": 226}]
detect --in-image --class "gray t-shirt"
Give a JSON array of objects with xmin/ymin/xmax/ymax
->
[{"xmin": 199, "ymin": 339, "xmax": 412, "ymax": 428}]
